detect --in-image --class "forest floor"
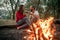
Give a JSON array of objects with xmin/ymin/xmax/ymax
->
[{"xmin": 0, "ymin": 19, "xmax": 15, "ymax": 26}]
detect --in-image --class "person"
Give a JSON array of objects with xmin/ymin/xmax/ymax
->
[
  {"xmin": 29, "ymin": 6, "xmax": 40, "ymax": 23},
  {"xmin": 16, "ymin": 5, "xmax": 30, "ymax": 29}
]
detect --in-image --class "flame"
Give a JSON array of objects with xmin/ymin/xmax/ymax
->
[{"xmin": 24, "ymin": 17, "xmax": 56, "ymax": 40}]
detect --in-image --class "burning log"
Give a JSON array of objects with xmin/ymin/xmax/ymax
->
[{"xmin": 24, "ymin": 17, "xmax": 56, "ymax": 40}]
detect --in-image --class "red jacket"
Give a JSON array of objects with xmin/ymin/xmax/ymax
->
[
  {"xmin": 16, "ymin": 11, "xmax": 26, "ymax": 22},
  {"xmin": 16, "ymin": 11, "xmax": 26, "ymax": 27}
]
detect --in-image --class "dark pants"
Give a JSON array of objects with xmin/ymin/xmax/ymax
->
[{"xmin": 16, "ymin": 16, "xmax": 30, "ymax": 29}]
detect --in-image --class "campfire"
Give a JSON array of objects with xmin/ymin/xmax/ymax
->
[{"xmin": 24, "ymin": 17, "xmax": 56, "ymax": 40}]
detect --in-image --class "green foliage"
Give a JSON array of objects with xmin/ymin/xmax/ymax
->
[
  {"xmin": 26, "ymin": 0, "xmax": 60, "ymax": 19},
  {"xmin": 0, "ymin": 0, "xmax": 20, "ymax": 19}
]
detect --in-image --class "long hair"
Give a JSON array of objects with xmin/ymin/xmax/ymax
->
[{"xmin": 18, "ymin": 5, "xmax": 24, "ymax": 13}]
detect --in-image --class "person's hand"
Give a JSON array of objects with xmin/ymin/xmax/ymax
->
[{"xmin": 30, "ymin": 12, "xmax": 33, "ymax": 15}]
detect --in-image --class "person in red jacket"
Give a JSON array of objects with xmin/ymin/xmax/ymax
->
[{"xmin": 16, "ymin": 5, "xmax": 30, "ymax": 29}]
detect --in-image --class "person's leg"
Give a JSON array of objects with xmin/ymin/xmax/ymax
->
[
  {"xmin": 16, "ymin": 16, "xmax": 30, "ymax": 25},
  {"xmin": 17, "ymin": 23, "xmax": 28, "ymax": 29},
  {"xmin": 16, "ymin": 18, "xmax": 25, "ymax": 26},
  {"xmin": 23, "ymin": 16, "xmax": 31, "ymax": 25},
  {"xmin": 30, "ymin": 17, "xmax": 34, "ymax": 24},
  {"xmin": 17, "ymin": 17, "xmax": 30, "ymax": 29}
]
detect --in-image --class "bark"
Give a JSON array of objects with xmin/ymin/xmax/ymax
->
[{"xmin": 9, "ymin": 0, "xmax": 19, "ymax": 20}]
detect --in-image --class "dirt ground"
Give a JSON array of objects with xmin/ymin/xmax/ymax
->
[{"xmin": 0, "ymin": 28, "xmax": 28, "ymax": 40}]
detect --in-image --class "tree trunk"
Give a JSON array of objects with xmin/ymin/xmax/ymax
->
[{"xmin": 9, "ymin": 0, "xmax": 19, "ymax": 20}]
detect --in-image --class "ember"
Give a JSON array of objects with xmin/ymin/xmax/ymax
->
[{"xmin": 24, "ymin": 17, "xmax": 56, "ymax": 40}]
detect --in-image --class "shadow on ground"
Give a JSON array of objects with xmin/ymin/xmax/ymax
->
[{"xmin": 0, "ymin": 26, "xmax": 28, "ymax": 40}]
